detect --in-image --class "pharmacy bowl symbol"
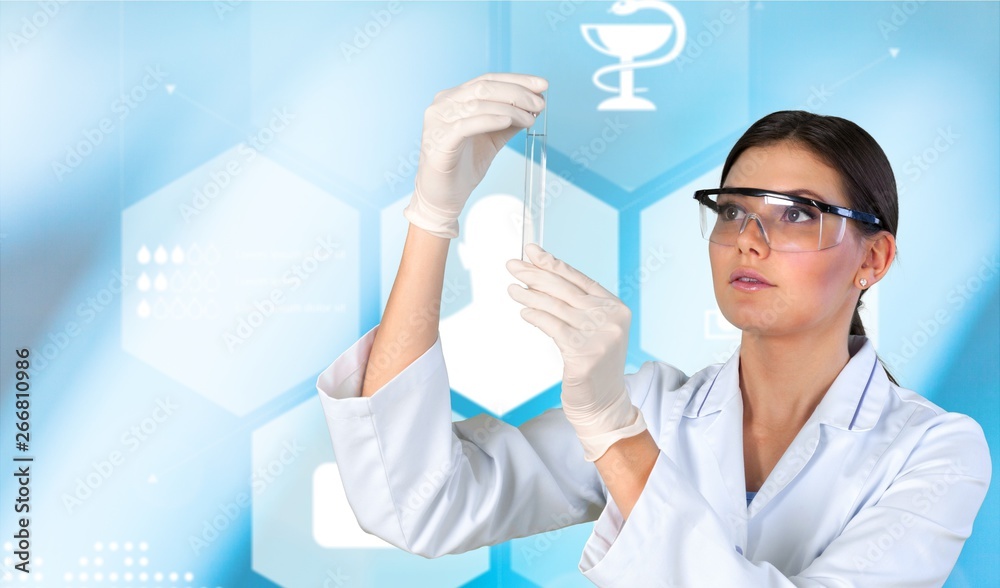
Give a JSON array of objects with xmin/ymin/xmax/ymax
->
[
  {"xmin": 583, "ymin": 23, "xmax": 674, "ymax": 60},
  {"xmin": 581, "ymin": 23, "xmax": 678, "ymax": 111}
]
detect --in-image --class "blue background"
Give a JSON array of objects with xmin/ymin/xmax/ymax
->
[{"xmin": 0, "ymin": 1, "xmax": 997, "ymax": 587}]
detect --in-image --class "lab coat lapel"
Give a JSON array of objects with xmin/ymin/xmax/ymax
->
[
  {"xmin": 745, "ymin": 410, "xmax": 822, "ymax": 518},
  {"xmin": 747, "ymin": 336, "xmax": 887, "ymax": 517},
  {"xmin": 684, "ymin": 350, "xmax": 748, "ymax": 541}
]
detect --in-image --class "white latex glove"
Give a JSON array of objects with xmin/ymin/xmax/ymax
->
[
  {"xmin": 506, "ymin": 243, "xmax": 647, "ymax": 461},
  {"xmin": 404, "ymin": 73, "xmax": 548, "ymax": 239}
]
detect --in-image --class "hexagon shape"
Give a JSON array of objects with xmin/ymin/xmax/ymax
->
[
  {"xmin": 252, "ymin": 397, "xmax": 489, "ymax": 587},
  {"xmin": 509, "ymin": 1, "xmax": 750, "ymax": 192},
  {"xmin": 381, "ymin": 147, "xmax": 619, "ymax": 416},
  {"xmin": 639, "ymin": 163, "xmax": 879, "ymax": 374},
  {"xmin": 121, "ymin": 145, "xmax": 359, "ymax": 416},
  {"xmin": 248, "ymin": 1, "xmax": 494, "ymax": 200}
]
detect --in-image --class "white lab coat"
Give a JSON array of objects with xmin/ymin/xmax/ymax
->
[{"xmin": 316, "ymin": 325, "xmax": 991, "ymax": 587}]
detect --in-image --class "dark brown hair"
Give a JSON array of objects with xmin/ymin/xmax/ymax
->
[{"xmin": 720, "ymin": 110, "xmax": 899, "ymax": 383}]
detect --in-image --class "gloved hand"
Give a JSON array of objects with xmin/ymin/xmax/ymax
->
[
  {"xmin": 404, "ymin": 73, "xmax": 548, "ymax": 239},
  {"xmin": 506, "ymin": 243, "xmax": 647, "ymax": 461}
]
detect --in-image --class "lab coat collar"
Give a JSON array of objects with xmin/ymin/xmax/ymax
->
[
  {"xmin": 825, "ymin": 335, "xmax": 891, "ymax": 431},
  {"xmin": 682, "ymin": 335, "xmax": 890, "ymax": 432}
]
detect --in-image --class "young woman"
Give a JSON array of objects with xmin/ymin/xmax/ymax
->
[{"xmin": 316, "ymin": 73, "xmax": 991, "ymax": 586}]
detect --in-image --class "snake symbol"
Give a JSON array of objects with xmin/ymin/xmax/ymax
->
[{"xmin": 591, "ymin": 0, "xmax": 687, "ymax": 96}]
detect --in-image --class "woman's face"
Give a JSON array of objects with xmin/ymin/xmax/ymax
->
[{"xmin": 709, "ymin": 141, "xmax": 868, "ymax": 338}]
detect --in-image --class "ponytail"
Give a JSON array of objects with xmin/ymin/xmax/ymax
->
[
  {"xmin": 850, "ymin": 302, "xmax": 866, "ymax": 337},
  {"xmin": 853, "ymin": 291, "xmax": 900, "ymax": 386}
]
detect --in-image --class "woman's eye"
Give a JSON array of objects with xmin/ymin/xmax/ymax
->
[
  {"xmin": 782, "ymin": 206, "xmax": 816, "ymax": 223},
  {"xmin": 719, "ymin": 204, "xmax": 745, "ymax": 221}
]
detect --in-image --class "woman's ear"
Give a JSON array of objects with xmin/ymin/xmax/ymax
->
[{"xmin": 857, "ymin": 231, "xmax": 896, "ymax": 287}]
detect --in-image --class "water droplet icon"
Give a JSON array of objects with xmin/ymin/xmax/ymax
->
[
  {"xmin": 170, "ymin": 271, "xmax": 185, "ymax": 292},
  {"xmin": 189, "ymin": 300, "xmax": 205, "ymax": 319},
  {"xmin": 203, "ymin": 272, "xmax": 220, "ymax": 292},
  {"xmin": 153, "ymin": 298, "xmax": 169, "ymax": 320},
  {"xmin": 204, "ymin": 243, "xmax": 221, "ymax": 265},
  {"xmin": 137, "ymin": 245, "xmax": 151, "ymax": 265},
  {"xmin": 188, "ymin": 271, "xmax": 203, "ymax": 292},
  {"xmin": 154, "ymin": 245, "xmax": 168, "ymax": 265},
  {"xmin": 137, "ymin": 299, "xmax": 151, "ymax": 318},
  {"xmin": 188, "ymin": 244, "xmax": 204, "ymax": 265},
  {"xmin": 171, "ymin": 245, "xmax": 185, "ymax": 264},
  {"xmin": 170, "ymin": 298, "xmax": 186, "ymax": 319},
  {"xmin": 137, "ymin": 273, "xmax": 151, "ymax": 292},
  {"xmin": 154, "ymin": 273, "xmax": 169, "ymax": 292}
]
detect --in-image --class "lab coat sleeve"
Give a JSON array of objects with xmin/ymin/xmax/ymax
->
[
  {"xmin": 579, "ymin": 411, "xmax": 992, "ymax": 587},
  {"xmin": 315, "ymin": 324, "xmax": 614, "ymax": 558}
]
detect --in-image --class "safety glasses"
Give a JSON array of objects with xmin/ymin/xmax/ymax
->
[{"xmin": 693, "ymin": 187, "xmax": 882, "ymax": 252}]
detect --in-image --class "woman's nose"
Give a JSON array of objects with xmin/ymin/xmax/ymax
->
[{"xmin": 735, "ymin": 214, "xmax": 771, "ymax": 255}]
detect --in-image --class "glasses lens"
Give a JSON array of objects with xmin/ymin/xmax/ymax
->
[{"xmin": 698, "ymin": 192, "xmax": 847, "ymax": 252}]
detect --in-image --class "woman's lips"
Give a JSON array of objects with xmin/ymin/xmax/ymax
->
[{"xmin": 729, "ymin": 269, "xmax": 774, "ymax": 291}]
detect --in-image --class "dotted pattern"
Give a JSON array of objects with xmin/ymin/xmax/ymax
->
[
  {"xmin": 1, "ymin": 540, "xmax": 214, "ymax": 588},
  {"xmin": 133, "ymin": 244, "xmax": 223, "ymax": 320}
]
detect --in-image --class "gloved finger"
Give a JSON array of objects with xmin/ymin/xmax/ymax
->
[
  {"xmin": 437, "ymin": 81, "xmax": 543, "ymax": 115},
  {"xmin": 507, "ymin": 283, "xmax": 593, "ymax": 331},
  {"xmin": 459, "ymin": 72, "xmax": 549, "ymax": 93},
  {"xmin": 444, "ymin": 75, "xmax": 547, "ymax": 112},
  {"xmin": 506, "ymin": 253, "xmax": 617, "ymax": 314},
  {"xmin": 515, "ymin": 307, "xmax": 592, "ymax": 358},
  {"xmin": 507, "ymin": 278, "xmax": 625, "ymax": 351},
  {"xmin": 506, "ymin": 258, "xmax": 591, "ymax": 308},
  {"xmin": 524, "ymin": 243, "xmax": 615, "ymax": 300},
  {"xmin": 434, "ymin": 113, "xmax": 527, "ymax": 150},
  {"xmin": 435, "ymin": 98, "xmax": 538, "ymax": 128}
]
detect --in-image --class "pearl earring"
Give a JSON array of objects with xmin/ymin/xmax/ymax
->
[{"xmin": 859, "ymin": 278, "xmax": 868, "ymax": 288}]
